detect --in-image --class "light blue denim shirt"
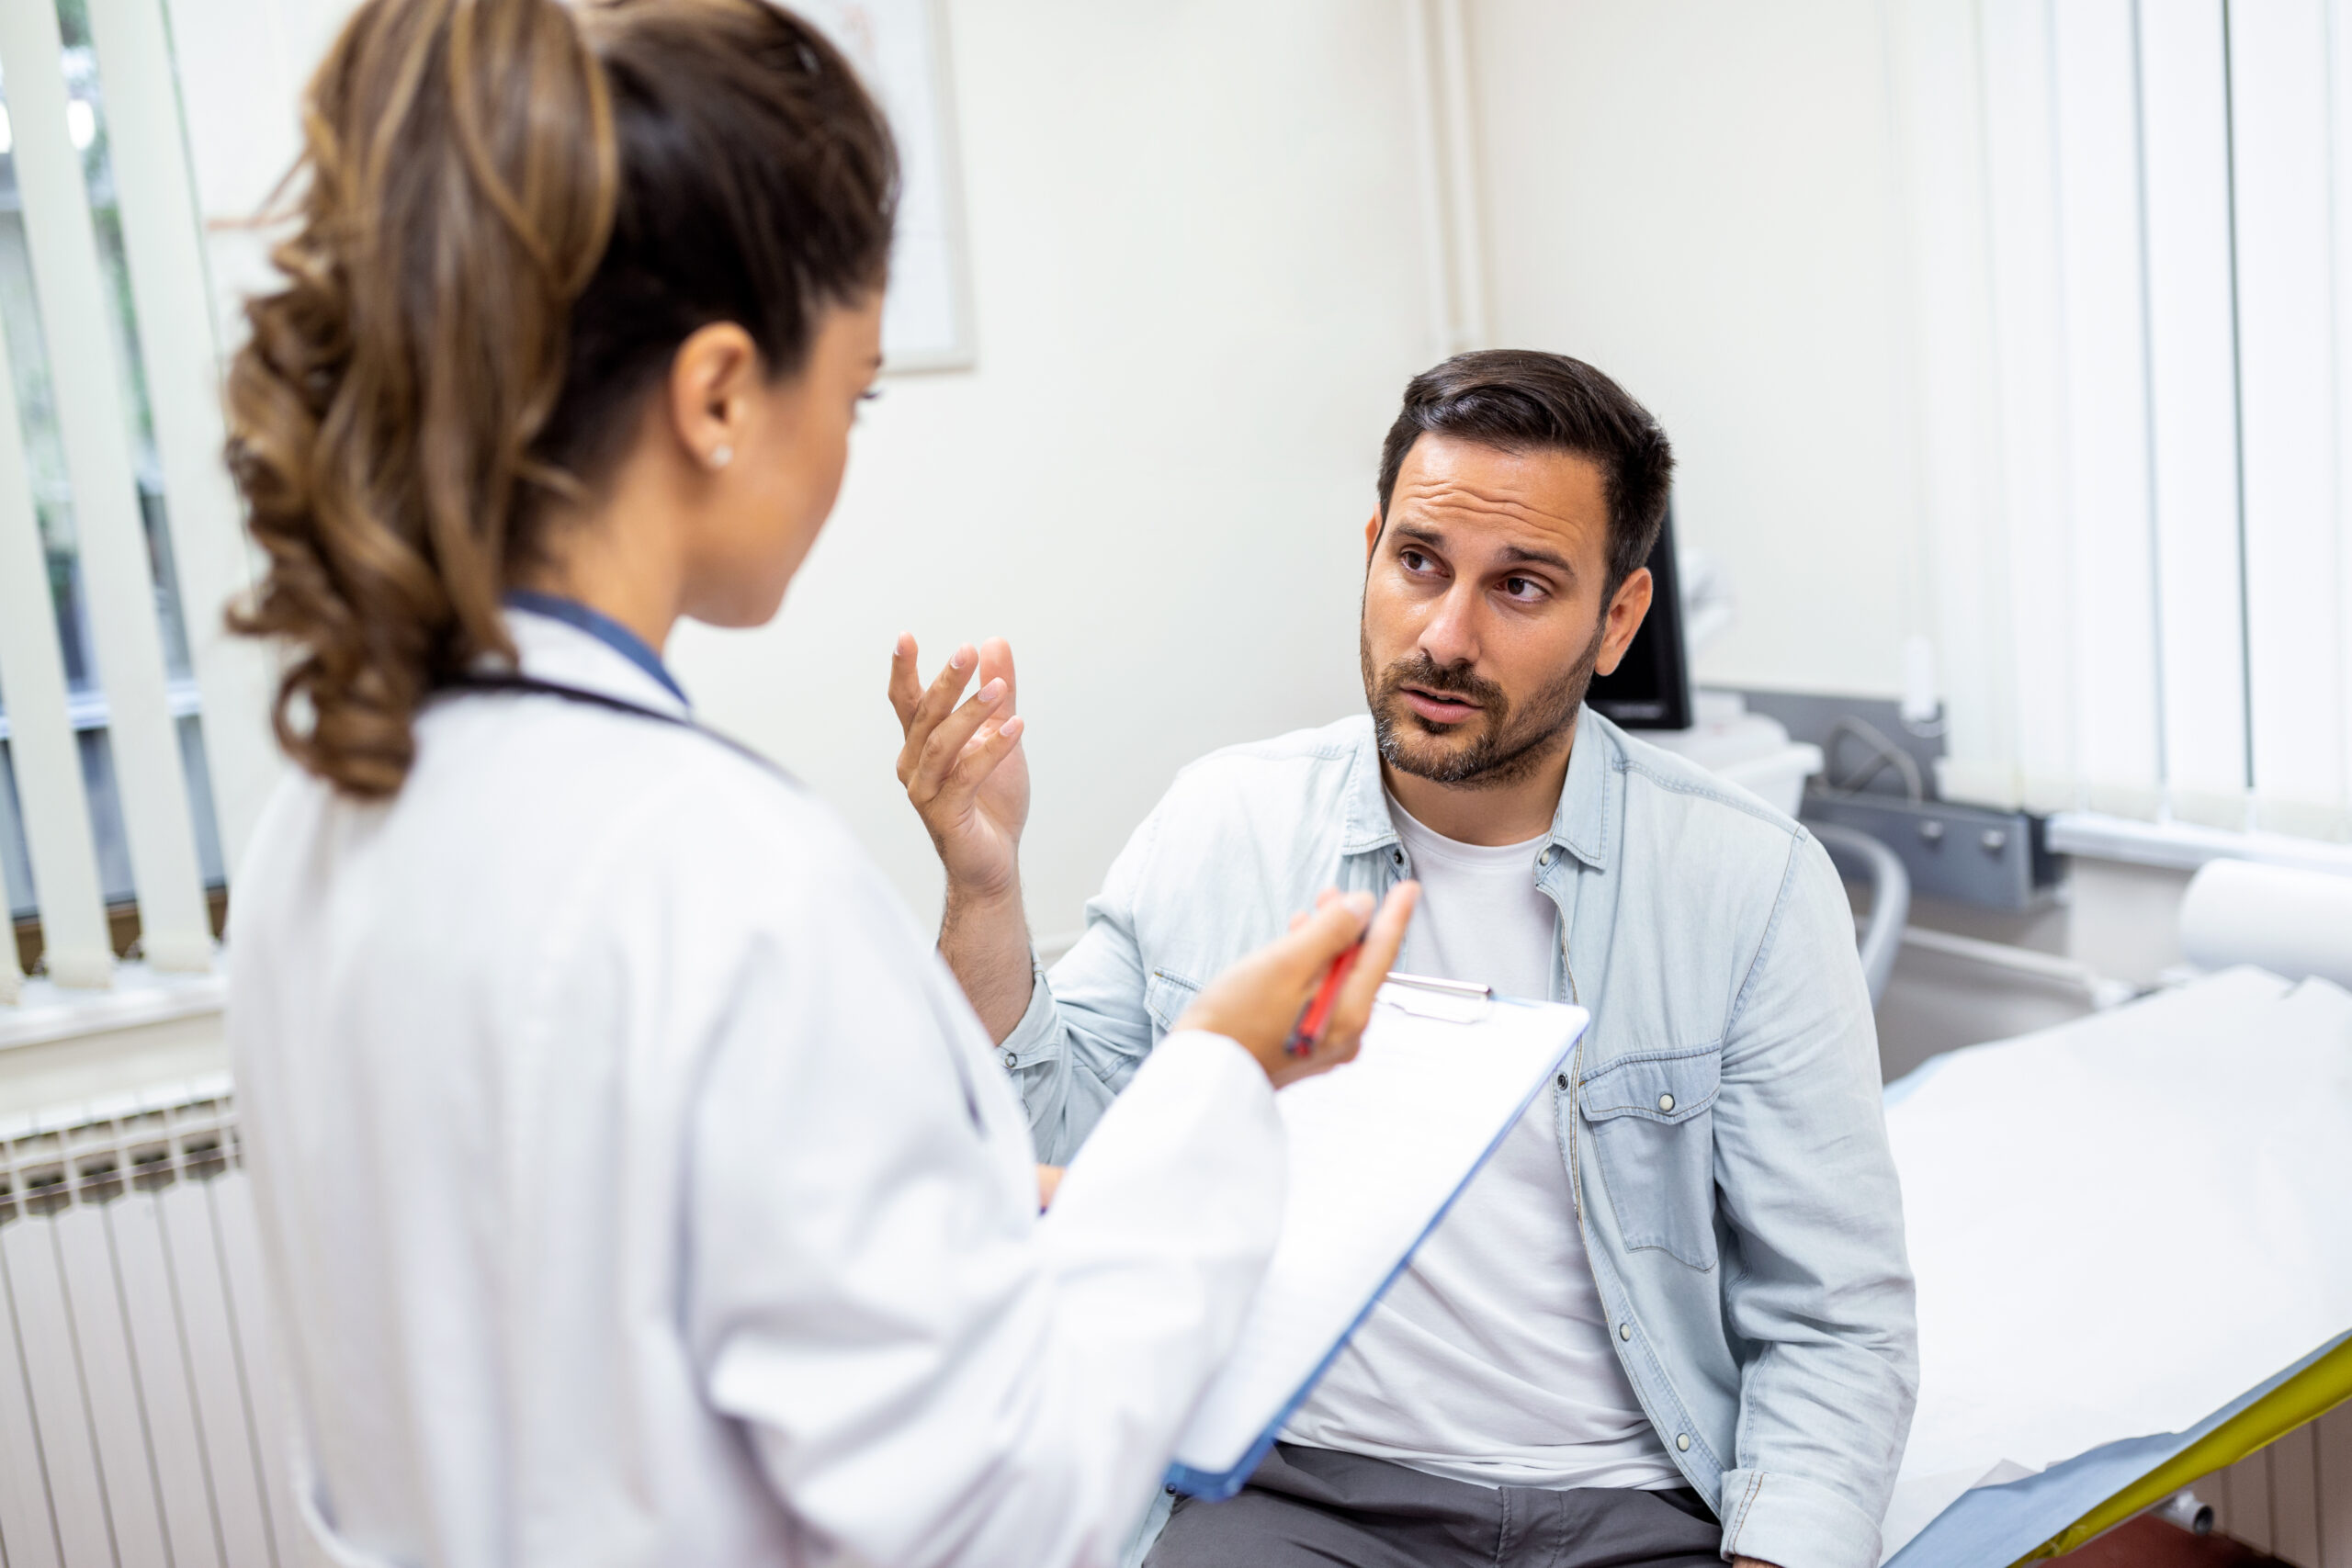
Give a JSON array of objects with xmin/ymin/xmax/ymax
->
[{"xmin": 1001, "ymin": 707, "xmax": 1917, "ymax": 1568}]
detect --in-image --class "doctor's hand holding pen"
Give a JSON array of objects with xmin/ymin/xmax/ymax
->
[
  {"xmin": 888, "ymin": 633, "xmax": 1419, "ymax": 1087},
  {"xmin": 1175, "ymin": 883, "xmax": 1419, "ymax": 1087},
  {"xmin": 1033, "ymin": 884, "xmax": 1418, "ymax": 1207}
]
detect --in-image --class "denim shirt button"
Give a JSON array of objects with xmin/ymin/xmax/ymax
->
[
  {"xmin": 1618, "ymin": 1322, "xmax": 1632, "ymax": 1341},
  {"xmin": 1676, "ymin": 1433, "xmax": 1691, "ymax": 1452},
  {"xmin": 1658, "ymin": 1092, "xmax": 1675, "ymax": 1112},
  {"xmin": 1001, "ymin": 1050, "xmax": 1017, "ymax": 1068}
]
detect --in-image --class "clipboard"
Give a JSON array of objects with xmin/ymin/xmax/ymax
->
[{"xmin": 1164, "ymin": 977, "xmax": 1590, "ymax": 1499}]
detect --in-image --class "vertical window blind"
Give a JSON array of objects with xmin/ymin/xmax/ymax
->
[
  {"xmin": 1892, "ymin": 0, "xmax": 2352, "ymax": 843},
  {"xmin": 0, "ymin": 0, "xmax": 276, "ymax": 1003}
]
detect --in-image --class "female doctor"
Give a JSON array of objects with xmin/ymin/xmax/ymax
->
[{"xmin": 220, "ymin": 2, "xmax": 1416, "ymax": 1564}]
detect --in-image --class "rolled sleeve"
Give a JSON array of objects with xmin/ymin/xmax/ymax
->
[
  {"xmin": 1721, "ymin": 1465, "xmax": 1894, "ymax": 1568},
  {"xmin": 998, "ymin": 955, "xmax": 1058, "ymax": 1066}
]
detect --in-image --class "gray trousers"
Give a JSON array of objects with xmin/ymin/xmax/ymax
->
[{"xmin": 1145, "ymin": 1445, "xmax": 1723, "ymax": 1568}]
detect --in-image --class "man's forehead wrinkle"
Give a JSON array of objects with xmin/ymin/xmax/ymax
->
[
  {"xmin": 1394, "ymin": 471, "xmax": 1579, "ymax": 525},
  {"xmin": 1391, "ymin": 478, "xmax": 1596, "ymax": 562}
]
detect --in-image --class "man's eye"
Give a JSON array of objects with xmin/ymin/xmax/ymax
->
[
  {"xmin": 1400, "ymin": 549, "xmax": 1433, "ymax": 573},
  {"xmin": 1501, "ymin": 576, "xmax": 1545, "ymax": 600}
]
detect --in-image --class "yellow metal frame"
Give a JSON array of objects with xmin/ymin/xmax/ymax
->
[{"xmin": 2014, "ymin": 1335, "xmax": 2352, "ymax": 1562}]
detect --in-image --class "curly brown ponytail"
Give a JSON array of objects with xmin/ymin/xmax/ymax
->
[{"xmin": 225, "ymin": 0, "xmax": 897, "ymax": 797}]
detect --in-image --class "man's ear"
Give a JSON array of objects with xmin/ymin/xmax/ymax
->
[
  {"xmin": 1363, "ymin": 511, "xmax": 1383, "ymax": 566},
  {"xmin": 1592, "ymin": 567, "xmax": 1655, "ymax": 678}
]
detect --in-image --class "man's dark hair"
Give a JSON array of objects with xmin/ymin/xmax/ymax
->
[{"xmin": 1375, "ymin": 350, "xmax": 1675, "ymax": 598}]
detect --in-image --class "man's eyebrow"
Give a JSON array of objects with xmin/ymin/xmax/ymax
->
[{"xmin": 1496, "ymin": 542, "xmax": 1578, "ymax": 579}]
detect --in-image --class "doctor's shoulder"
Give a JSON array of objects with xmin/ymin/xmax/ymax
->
[
  {"xmin": 599, "ymin": 723, "xmax": 933, "ymax": 957},
  {"xmin": 404, "ymin": 689, "xmax": 911, "ymax": 958}
]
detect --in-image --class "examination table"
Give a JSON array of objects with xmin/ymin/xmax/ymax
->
[{"xmin": 1879, "ymin": 939, "xmax": 2352, "ymax": 1566}]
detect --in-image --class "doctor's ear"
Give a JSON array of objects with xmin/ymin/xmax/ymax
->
[
  {"xmin": 1363, "ymin": 511, "xmax": 1384, "ymax": 564},
  {"xmin": 667, "ymin": 321, "xmax": 762, "ymax": 473},
  {"xmin": 1592, "ymin": 566, "xmax": 1655, "ymax": 678}
]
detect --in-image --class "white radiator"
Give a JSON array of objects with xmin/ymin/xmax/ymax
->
[
  {"xmin": 0, "ymin": 1076, "xmax": 302, "ymax": 1568},
  {"xmin": 2207, "ymin": 1409, "xmax": 2352, "ymax": 1568}
]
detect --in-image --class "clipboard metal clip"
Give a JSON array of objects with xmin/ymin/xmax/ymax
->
[{"xmin": 1376, "ymin": 971, "xmax": 1495, "ymax": 1023}]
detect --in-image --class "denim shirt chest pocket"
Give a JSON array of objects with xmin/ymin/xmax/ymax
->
[{"xmin": 1578, "ymin": 1043, "xmax": 1722, "ymax": 1270}]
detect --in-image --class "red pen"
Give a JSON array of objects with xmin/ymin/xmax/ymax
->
[{"xmin": 1283, "ymin": 939, "xmax": 1365, "ymax": 1057}]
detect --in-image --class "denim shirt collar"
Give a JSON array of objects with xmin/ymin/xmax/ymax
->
[{"xmin": 1337, "ymin": 705, "xmax": 1616, "ymax": 872}]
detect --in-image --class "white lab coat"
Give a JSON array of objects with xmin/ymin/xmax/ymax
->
[{"xmin": 227, "ymin": 610, "xmax": 1284, "ymax": 1568}]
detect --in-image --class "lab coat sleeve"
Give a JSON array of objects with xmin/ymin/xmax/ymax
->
[
  {"xmin": 999, "ymin": 808, "xmax": 1167, "ymax": 1164},
  {"xmin": 1711, "ymin": 831, "xmax": 1920, "ymax": 1568},
  {"xmin": 686, "ymin": 859, "xmax": 1283, "ymax": 1568}
]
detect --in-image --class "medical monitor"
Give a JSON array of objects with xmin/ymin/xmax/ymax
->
[{"xmin": 1585, "ymin": 507, "xmax": 1691, "ymax": 731}]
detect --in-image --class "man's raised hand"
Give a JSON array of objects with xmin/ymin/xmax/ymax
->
[{"xmin": 888, "ymin": 635, "xmax": 1032, "ymax": 907}]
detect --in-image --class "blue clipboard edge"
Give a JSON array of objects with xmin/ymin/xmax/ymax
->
[{"xmin": 1165, "ymin": 998, "xmax": 1589, "ymax": 1502}]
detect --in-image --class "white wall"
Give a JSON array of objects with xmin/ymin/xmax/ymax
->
[
  {"xmin": 671, "ymin": 3, "xmax": 1439, "ymax": 935},
  {"xmin": 163, "ymin": 0, "xmax": 356, "ymax": 356},
  {"xmin": 164, "ymin": 0, "xmax": 1444, "ymax": 937},
  {"xmin": 157, "ymin": 0, "xmax": 2200, "ymax": 966},
  {"xmin": 1467, "ymin": 0, "xmax": 1928, "ymax": 700}
]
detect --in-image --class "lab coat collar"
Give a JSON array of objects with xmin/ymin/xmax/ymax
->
[
  {"xmin": 500, "ymin": 605, "xmax": 693, "ymax": 720},
  {"xmin": 1338, "ymin": 703, "xmax": 1614, "ymax": 872}
]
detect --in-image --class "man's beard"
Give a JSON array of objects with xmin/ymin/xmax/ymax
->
[{"xmin": 1360, "ymin": 619, "xmax": 1607, "ymax": 789}]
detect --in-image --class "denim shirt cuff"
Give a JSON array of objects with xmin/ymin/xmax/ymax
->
[
  {"xmin": 994, "ymin": 954, "xmax": 1058, "ymax": 1070},
  {"xmin": 1718, "ymin": 1467, "xmax": 1885, "ymax": 1568}
]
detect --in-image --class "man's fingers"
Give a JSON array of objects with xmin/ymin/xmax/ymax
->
[
  {"xmin": 887, "ymin": 634, "xmax": 924, "ymax": 730},
  {"xmin": 976, "ymin": 637, "xmax": 1017, "ymax": 712},
  {"xmin": 896, "ymin": 645, "xmax": 978, "ymax": 782},
  {"xmin": 910, "ymin": 678, "xmax": 1010, "ymax": 798},
  {"xmin": 935, "ymin": 714, "xmax": 1026, "ymax": 807}
]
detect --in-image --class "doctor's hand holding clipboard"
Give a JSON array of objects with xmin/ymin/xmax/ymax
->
[{"xmin": 215, "ymin": 2, "xmax": 1418, "ymax": 1565}]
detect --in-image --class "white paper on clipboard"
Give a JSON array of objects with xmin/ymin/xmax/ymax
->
[{"xmin": 1166, "ymin": 984, "xmax": 1589, "ymax": 1498}]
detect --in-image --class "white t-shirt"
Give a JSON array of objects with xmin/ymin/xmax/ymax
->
[{"xmin": 1278, "ymin": 796, "xmax": 1682, "ymax": 1490}]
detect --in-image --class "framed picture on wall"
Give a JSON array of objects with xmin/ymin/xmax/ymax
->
[{"xmin": 799, "ymin": 0, "xmax": 976, "ymax": 373}]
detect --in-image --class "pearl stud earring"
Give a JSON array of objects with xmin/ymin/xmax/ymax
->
[{"xmin": 709, "ymin": 444, "xmax": 733, "ymax": 469}]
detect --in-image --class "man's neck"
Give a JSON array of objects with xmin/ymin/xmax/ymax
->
[{"xmin": 1381, "ymin": 722, "xmax": 1574, "ymax": 847}]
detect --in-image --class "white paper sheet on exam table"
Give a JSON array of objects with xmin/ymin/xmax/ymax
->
[
  {"xmin": 1878, "ymin": 966, "xmax": 2352, "ymax": 1562},
  {"xmin": 1167, "ymin": 987, "xmax": 1589, "ymax": 1497}
]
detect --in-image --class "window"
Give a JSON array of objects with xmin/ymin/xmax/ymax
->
[
  {"xmin": 0, "ymin": 0, "xmax": 277, "ymax": 999},
  {"xmin": 1891, "ymin": 0, "xmax": 2352, "ymax": 844}
]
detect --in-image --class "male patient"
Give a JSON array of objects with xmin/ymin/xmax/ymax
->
[{"xmin": 888, "ymin": 351, "xmax": 1917, "ymax": 1568}]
